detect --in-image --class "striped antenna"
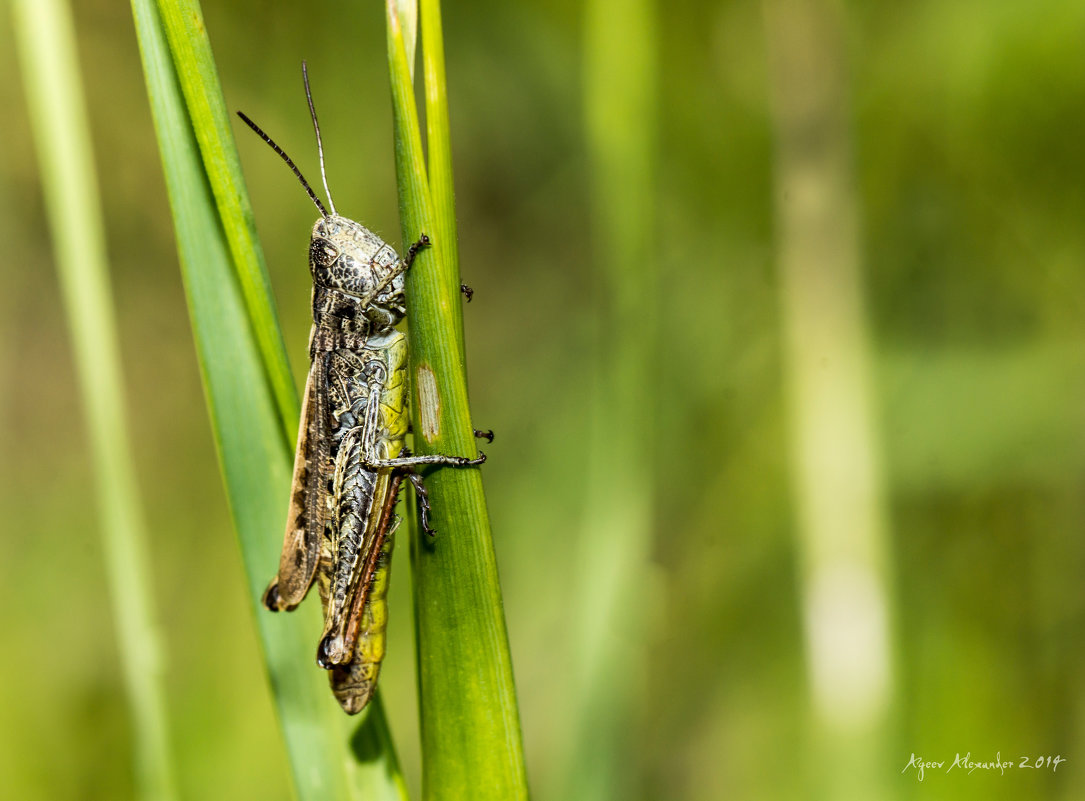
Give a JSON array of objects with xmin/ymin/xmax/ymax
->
[{"xmin": 236, "ymin": 110, "xmax": 328, "ymax": 218}]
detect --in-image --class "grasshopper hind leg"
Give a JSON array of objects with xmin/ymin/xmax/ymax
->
[
  {"xmin": 406, "ymin": 469, "xmax": 434, "ymax": 536},
  {"xmin": 316, "ymin": 632, "xmax": 339, "ymax": 670}
]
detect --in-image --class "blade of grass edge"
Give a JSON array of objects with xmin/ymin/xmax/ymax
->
[
  {"xmin": 129, "ymin": 2, "xmax": 407, "ymax": 799},
  {"xmin": 386, "ymin": 4, "xmax": 529, "ymax": 800},
  {"xmin": 11, "ymin": 1, "xmax": 177, "ymax": 799}
]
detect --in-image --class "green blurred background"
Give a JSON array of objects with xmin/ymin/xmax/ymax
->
[{"xmin": 2, "ymin": 0, "xmax": 1084, "ymax": 799}]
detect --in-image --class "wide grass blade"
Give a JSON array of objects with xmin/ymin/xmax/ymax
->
[
  {"xmin": 11, "ymin": 1, "xmax": 177, "ymax": 799},
  {"xmin": 130, "ymin": 0, "xmax": 406, "ymax": 798},
  {"xmin": 150, "ymin": 0, "xmax": 298, "ymax": 446},
  {"xmin": 386, "ymin": 2, "xmax": 529, "ymax": 798}
]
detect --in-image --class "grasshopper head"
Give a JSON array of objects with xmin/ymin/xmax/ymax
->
[
  {"xmin": 236, "ymin": 87, "xmax": 408, "ymax": 330},
  {"xmin": 310, "ymin": 215, "xmax": 407, "ymax": 328}
]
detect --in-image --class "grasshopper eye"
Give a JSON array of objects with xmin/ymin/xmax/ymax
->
[{"xmin": 310, "ymin": 238, "xmax": 339, "ymax": 270}]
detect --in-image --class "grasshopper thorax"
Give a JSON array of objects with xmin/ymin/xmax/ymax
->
[{"xmin": 310, "ymin": 215, "xmax": 407, "ymax": 330}]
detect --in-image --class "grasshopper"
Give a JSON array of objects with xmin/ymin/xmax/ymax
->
[{"xmin": 237, "ymin": 64, "xmax": 489, "ymax": 714}]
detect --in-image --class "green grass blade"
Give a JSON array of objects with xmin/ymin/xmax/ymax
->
[
  {"xmin": 386, "ymin": 3, "xmax": 529, "ymax": 799},
  {"xmin": 153, "ymin": 0, "xmax": 298, "ymax": 447},
  {"xmin": 130, "ymin": 1, "xmax": 406, "ymax": 799},
  {"xmin": 561, "ymin": 0, "xmax": 659, "ymax": 797},
  {"xmin": 11, "ymin": 2, "xmax": 178, "ymax": 799}
]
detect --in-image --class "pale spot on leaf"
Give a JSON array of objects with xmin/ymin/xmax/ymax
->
[{"xmin": 416, "ymin": 364, "xmax": 441, "ymax": 444}]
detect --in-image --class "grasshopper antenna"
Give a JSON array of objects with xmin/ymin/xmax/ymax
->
[
  {"xmin": 302, "ymin": 61, "xmax": 337, "ymax": 217},
  {"xmin": 236, "ymin": 110, "xmax": 329, "ymax": 218}
]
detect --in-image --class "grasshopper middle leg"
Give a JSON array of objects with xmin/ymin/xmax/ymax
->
[{"xmin": 386, "ymin": 445, "xmax": 484, "ymax": 536}]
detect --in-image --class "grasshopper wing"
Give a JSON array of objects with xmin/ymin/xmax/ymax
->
[{"xmin": 263, "ymin": 357, "xmax": 330, "ymax": 611}]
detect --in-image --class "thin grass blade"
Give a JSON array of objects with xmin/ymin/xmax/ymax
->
[{"xmin": 419, "ymin": 0, "xmax": 465, "ymax": 359}]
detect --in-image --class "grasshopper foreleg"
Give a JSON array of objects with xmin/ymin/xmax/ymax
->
[{"xmin": 404, "ymin": 233, "xmax": 430, "ymax": 269}]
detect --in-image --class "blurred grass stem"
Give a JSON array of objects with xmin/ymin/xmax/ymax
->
[
  {"xmin": 11, "ymin": 1, "xmax": 177, "ymax": 799},
  {"xmin": 764, "ymin": 0, "xmax": 896, "ymax": 796},
  {"xmin": 560, "ymin": 0, "xmax": 658, "ymax": 798}
]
